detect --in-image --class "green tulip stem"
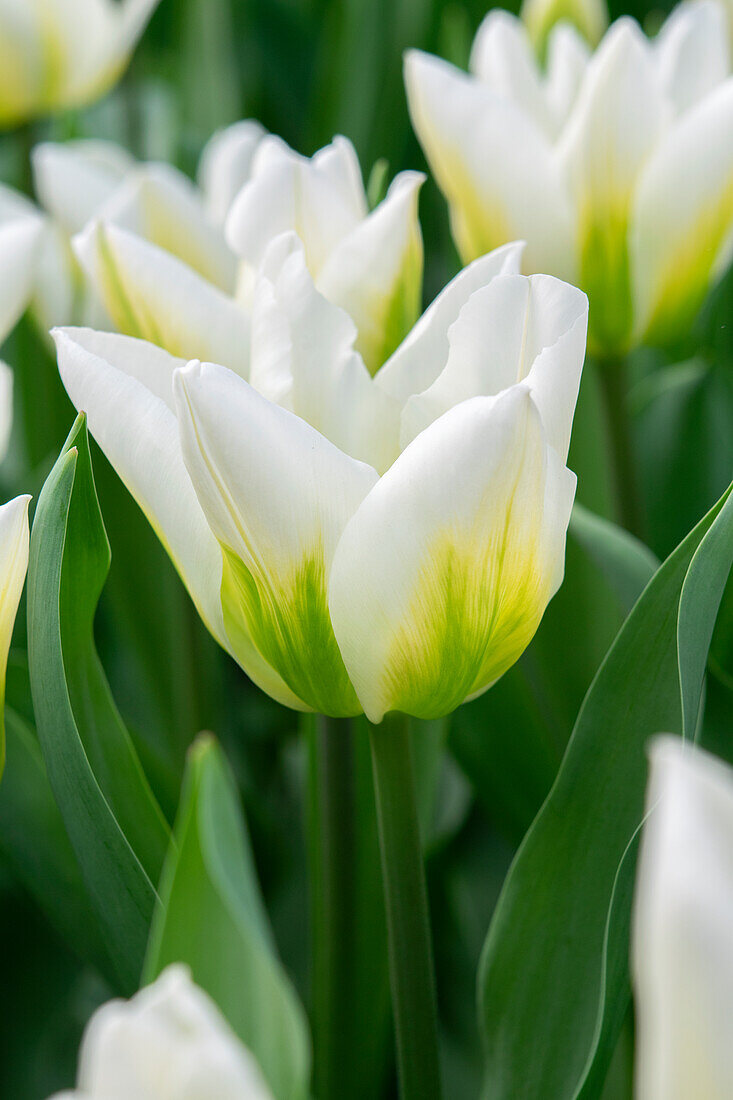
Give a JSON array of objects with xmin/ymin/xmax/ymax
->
[
  {"xmin": 369, "ymin": 714, "xmax": 442, "ymax": 1100},
  {"xmin": 597, "ymin": 355, "xmax": 645, "ymax": 539},
  {"xmin": 307, "ymin": 714, "xmax": 358, "ymax": 1100}
]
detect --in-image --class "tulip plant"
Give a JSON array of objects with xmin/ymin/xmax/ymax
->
[{"xmin": 0, "ymin": 1, "xmax": 732, "ymax": 1099}]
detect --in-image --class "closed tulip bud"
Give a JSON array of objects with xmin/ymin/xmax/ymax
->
[
  {"xmin": 406, "ymin": 0, "xmax": 733, "ymax": 355},
  {"xmin": 54, "ymin": 238, "xmax": 587, "ymax": 722},
  {"xmin": 634, "ymin": 738, "xmax": 733, "ymax": 1099},
  {"xmin": 0, "ymin": 0, "xmax": 161, "ymax": 127},
  {"xmin": 520, "ymin": 0, "xmax": 608, "ymax": 61},
  {"xmin": 48, "ymin": 965, "xmax": 273, "ymax": 1100}
]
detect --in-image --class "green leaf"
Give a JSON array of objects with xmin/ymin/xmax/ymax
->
[
  {"xmin": 0, "ymin": 708, "xmax": 112, "ymax": 982},
  {"xmin": 478, "ymin": 481, "xmax": 733, "ymax": 1100},
  {"xmin": 27, "ymin": 413, "xmax": 170, "ymax": 992},
  {"xmin": 144, "ymin": 734, "xmax": 311, "ymax": 1100},
  {"xmin": 569, "ymin": 503, "xmax": 658, "ymax": 614}
]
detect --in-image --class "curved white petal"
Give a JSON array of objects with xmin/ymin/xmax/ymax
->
[
  {"xmin": 329, "ymin": 387, "xmax": 575, "ymax": 722},
  {"xmin": 374, "ymin": 241, "xmax": 524, "ymax": 403},
  {"xmin": 558, "ymin": 17, "xmax": 667, "ymax": 351},
  {"xmin": 73, "ymin": 221, "xmax": 250, "ymax": 377},
  {"xmin": 226, "ymin": 136, "xmax": 364, "ymax": 278},
  {"xmin": 631, "ymin": 77, "xmax": 733, "ymax": 345},
  {"xmin": 63, "ymin": 0, "xmax": 162, "ymax": 110},
  {"xmin": 66, "ymin": 966, "xmax": 273, "ymax": 1100},
  {"xmin": 53, "ymin": 327, "xmax": 301, "ymax": 711},
  {"xmin": 251, "ymin": 234, "xmax": 401, "ymax": 473},
  {"xmin": 470, "ymin": 11, "xmax": 556, "ymax": 135},
  {"xmin": 0, "ymin": 215, "xmax": 43, "ymax": 343},
  {"xmin": 0, "ymin": 494, "xmax": 30, "ymax": 750},
  {"xmin": 198, "ymin": 120, "xmax": 268, "ymax": 226},
  {"xmin": 317, "ymin": 171, "xmax": 424, "ymax": 375},
  {"xmin": 634, "ymin": 738, "xmax": 733, "ymax": 1100},
  {"xmin": 545, "ymin": 24, "xmax": 592, "ymax": 125},
  {"xmin": 654, "ymin": 0, "xmax": 730, "ymax": 118},
  {"xmin": 32, "ymin": 140, "xmax": 134, "ymax": 234},
  {"xmin": 174, "ymin": 361, "xmax": 377, "ymax": 715},
  {"xmin": 400, "ymin": 273, "xmax": 587, "ymax": 461},
  {"xmin": 404, "ymin": 49, "xmax": 574, "ymax": 278},
  {"xmin": 311, "ymin": 135, "xmax": 368, "ymax": 222},
  {"xmin": 98, "ymin": 163, "xmax": 236, "ymax": 292}
]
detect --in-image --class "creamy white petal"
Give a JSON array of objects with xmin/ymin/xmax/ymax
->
[
  {"xmin": 64, "ymin": 965, "xmax": 273, "ymax": 1100},
  {"xmin": 0, "ymin": 215, "xmax": 43, "ymax": 343},
  {"xmin": 32, "ymin": 140, "xmax": 134, "ymax": 234},
  {"xmin": 53, "ymin": 327, "xmax": 301, "ymax": 711},
  {"xmin": 317, "ymin": 171, "xmax": 424, "ymax": 375},
  {"xmin": 631, "ymin": 76, "xmax": 733, "ymax": 345},
  {"xmin": 470, "ymin": 11, "xmax": 556, "ymax": 135},
  {"xmin": 545, "ymin": 24, "xmax": 592, "ymax": 125},
  {"xmin": 558, "ymin": 17, "xmax": 667, "ymax": 351},
  {"xmin": 198, "ymin": 120, "xmax": 268, "ymax": 226},
  {"xmin": 0, "ymin": 494, "xmax": 30, "ymax": 760},
  {"xmin": 400, "ymin": 273, "xmax": 587, "ymax": 461},
  {"xmin": 251, "ymin": 234, "xmax": 401, "ymax": 472},
  {"xmin": 73, "ymin": 221, "xmax": 250, "ymax": 376},
  {"xmin": 226, "ymin": 137, "xmax": 363, "ymax": 278},
  {"xmin": 63, "ymin": 0, "xmax": 162, "ymax": 110},
  {"xmin": 634, "ymin": 738, "xmax": 733, "ymax": 1100},
  {"xmin": 329, "ymin": 387, "xmax": 575, "ymax": 722},
  {"xmin": 98, "ymin": 163, "xmax": 236, "ymax": 292},
  {"xmin": 311, "ymin": 136, "xmax": 369, "ymax": 222},
  {"xmin": 404, "ymin": 49, "xmax": 574, "ymax": 278},
  {"xmin": 374, "ymin": 241, "xmax": 524, "ymax": 403},
  {"xmin": 174, "ymin": 361, "xmax": 377, "ymax": 715},
  {"xmin": 654, "ymin": 0, "xmax": 730, "ymax": 117}
]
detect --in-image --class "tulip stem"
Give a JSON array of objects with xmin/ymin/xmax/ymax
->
[
  {"xmin": 369, "ymin": 714, "xmax": 442, "ymax": 1100},
  {"xmin": 597, "ymin": 355, "xmax": 645, "ymax": 539},
  {"xmin": 307, "ymin": 714, "xmax": 358, "ymax": 1100}
]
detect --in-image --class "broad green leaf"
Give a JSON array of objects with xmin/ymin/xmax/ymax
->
[
  {"xmin": 569, "ymin": 503, "xmax": 658, "ymax": 613},
  {"xmin": 0, "ymin": 708, "xmax": 112, "ymax": 982},
  {"xmin": 27, "ymin": 414, "xmax": 169, "ymax": 992},
  {"xmin": 144, "ymin": 734, "xmax": 311, "ymax": 1100},
  {"xmin": 479, "ymin": 482, "xmax": 733, "ymax": 1100}
]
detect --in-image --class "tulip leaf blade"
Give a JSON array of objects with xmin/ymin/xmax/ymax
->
[
  {"xmin": 478, "ymin": 481, "xmax": 733, "ymax": 1100},
  {"xmin": 144, "ymin": 733, "xmax": 311, "ymax": 1100},
  {"xmin": 27, "ymin": 413, "xmax": 169, "ymax": 992},
  {"xmin": 569, "ymin": 502, "xmax": 659, "ymax": 613}
]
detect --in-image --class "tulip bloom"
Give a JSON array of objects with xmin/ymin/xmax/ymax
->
[
  {"xmin": 49, "ymin": 966, "xmax": 273, "ymax": 1100},
  {"xmin": 0, "ymin": 0, "xmax": 161, "ymax": 127},
  {"xmin": 634, "ymin": 738, "xmax": 733, "ymax": 1099},
  {"xmin": 406, "ymin": 0, "xmax": 733, "ymax": 354},
  {"xmin": 55, "ymin": 237, "xmax": 587, "ymax": 722}
]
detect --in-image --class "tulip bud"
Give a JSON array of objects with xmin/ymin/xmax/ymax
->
[
  {"xmin": 48, "ymin": 965, "xmax": 273, "ymax": 1100},
  {"xmin": 521, "ymin": 0, "xmax": 608, "ymax": 61}
]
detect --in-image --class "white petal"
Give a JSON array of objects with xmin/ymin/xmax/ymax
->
[
  {"xmin": 251, "ymin": 234, "xmax": 401, "ymax": 473},
  {"xmin": 77, "ymin": 966, "xmax": 273, "ymax": 1100},
  {"xmin": 404, "ymin": 49, "xmax": 574, "ymax": 278},
  {"xmin": 0, "ymin": 215, "xmax": 43, "ymax": 343},
  {"xmin": 226, "ymin": 137, "xmax": 366, "ymax": 278},
  {"xmin": 63, "ymin": 0, "xmax": 162, "ymax": 110},
  {"xmin": 0, "ymin": 494, "xmax": 29, "ymax": 735},
  {"xmin": 73, "ymin": 221, "xmax": 250, "ymax": 377},
  {"xmin": 53, "ymin": 327, "xmax": 301, "ymax": 712},
  {"xmin": 174, "ymin": 361, "xmax": 378, "ymax": 715},
  {"xmin": 470, "ymin": 11, "xmax": 556, "ymax": 135},
  {"xmin": 198, "ymin": 120, "xmax": 268, "ymax": 226},
  {"xmin": 558, "ymin": 17, "xmax": 667, "ymax": 350},
  {"xmin": 329, "ymin": 387, "xmax": 575, "ymax": 722},
  {"xmin": 545, "ymin": 24, "xmax": 592, "ymax": 125},
  {"xmin": 99, "ymin": 163, "xmax": 237, "ymax": 292},
  {"xmin": 634, "ymin": 738, "xmax": 733, "ymax": 1100},
  {"xmin": 400, "ymin": 273, "xmax": 587, "ymax": 461},
  {"xmin": 654, "ymin": 0, "xmax": 730, "ymax": 117},
  {"xmin": 311, "ymin": 136, "xmax": 369, "ymax": 222},
  {"xmin": 317, "ymin": 171, "xmax": 424, "ymax": 375},
  {"xmin": 0, "ymin": 361, "xmax": 13, "ymax": 462},
  {"xmin": 631, "ymin": 77, "xmax": 733, "ymax": 345},
  {"xmin": 32, "ymin": 140, "xmax": 134, "ymax": 234},
  {"xmin": 374, "ymin": 241, "xmax": 524, "ymax": 403}
]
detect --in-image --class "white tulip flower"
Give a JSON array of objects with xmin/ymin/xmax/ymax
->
[
  {"xmin": 634, "ymin": 738, "xmax": 733, "ymax": 1099},
  {"xmin": 0, "ymin": 0, "xmax": 161, "ymax": 127},
  {"xmin": 226, "ymin": 135, "xmax": 425, "ymax": 375},
  {"xmin": 48, "ymin": 965, "xmax": 273, "ymax": 1100},
  {"xmin": 54, "ymin": 236, "xmax": 587, "ymax": 722},
  {"xmin": 406, "ymin": 0, "xmax": 733, "ymax": 355}
]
